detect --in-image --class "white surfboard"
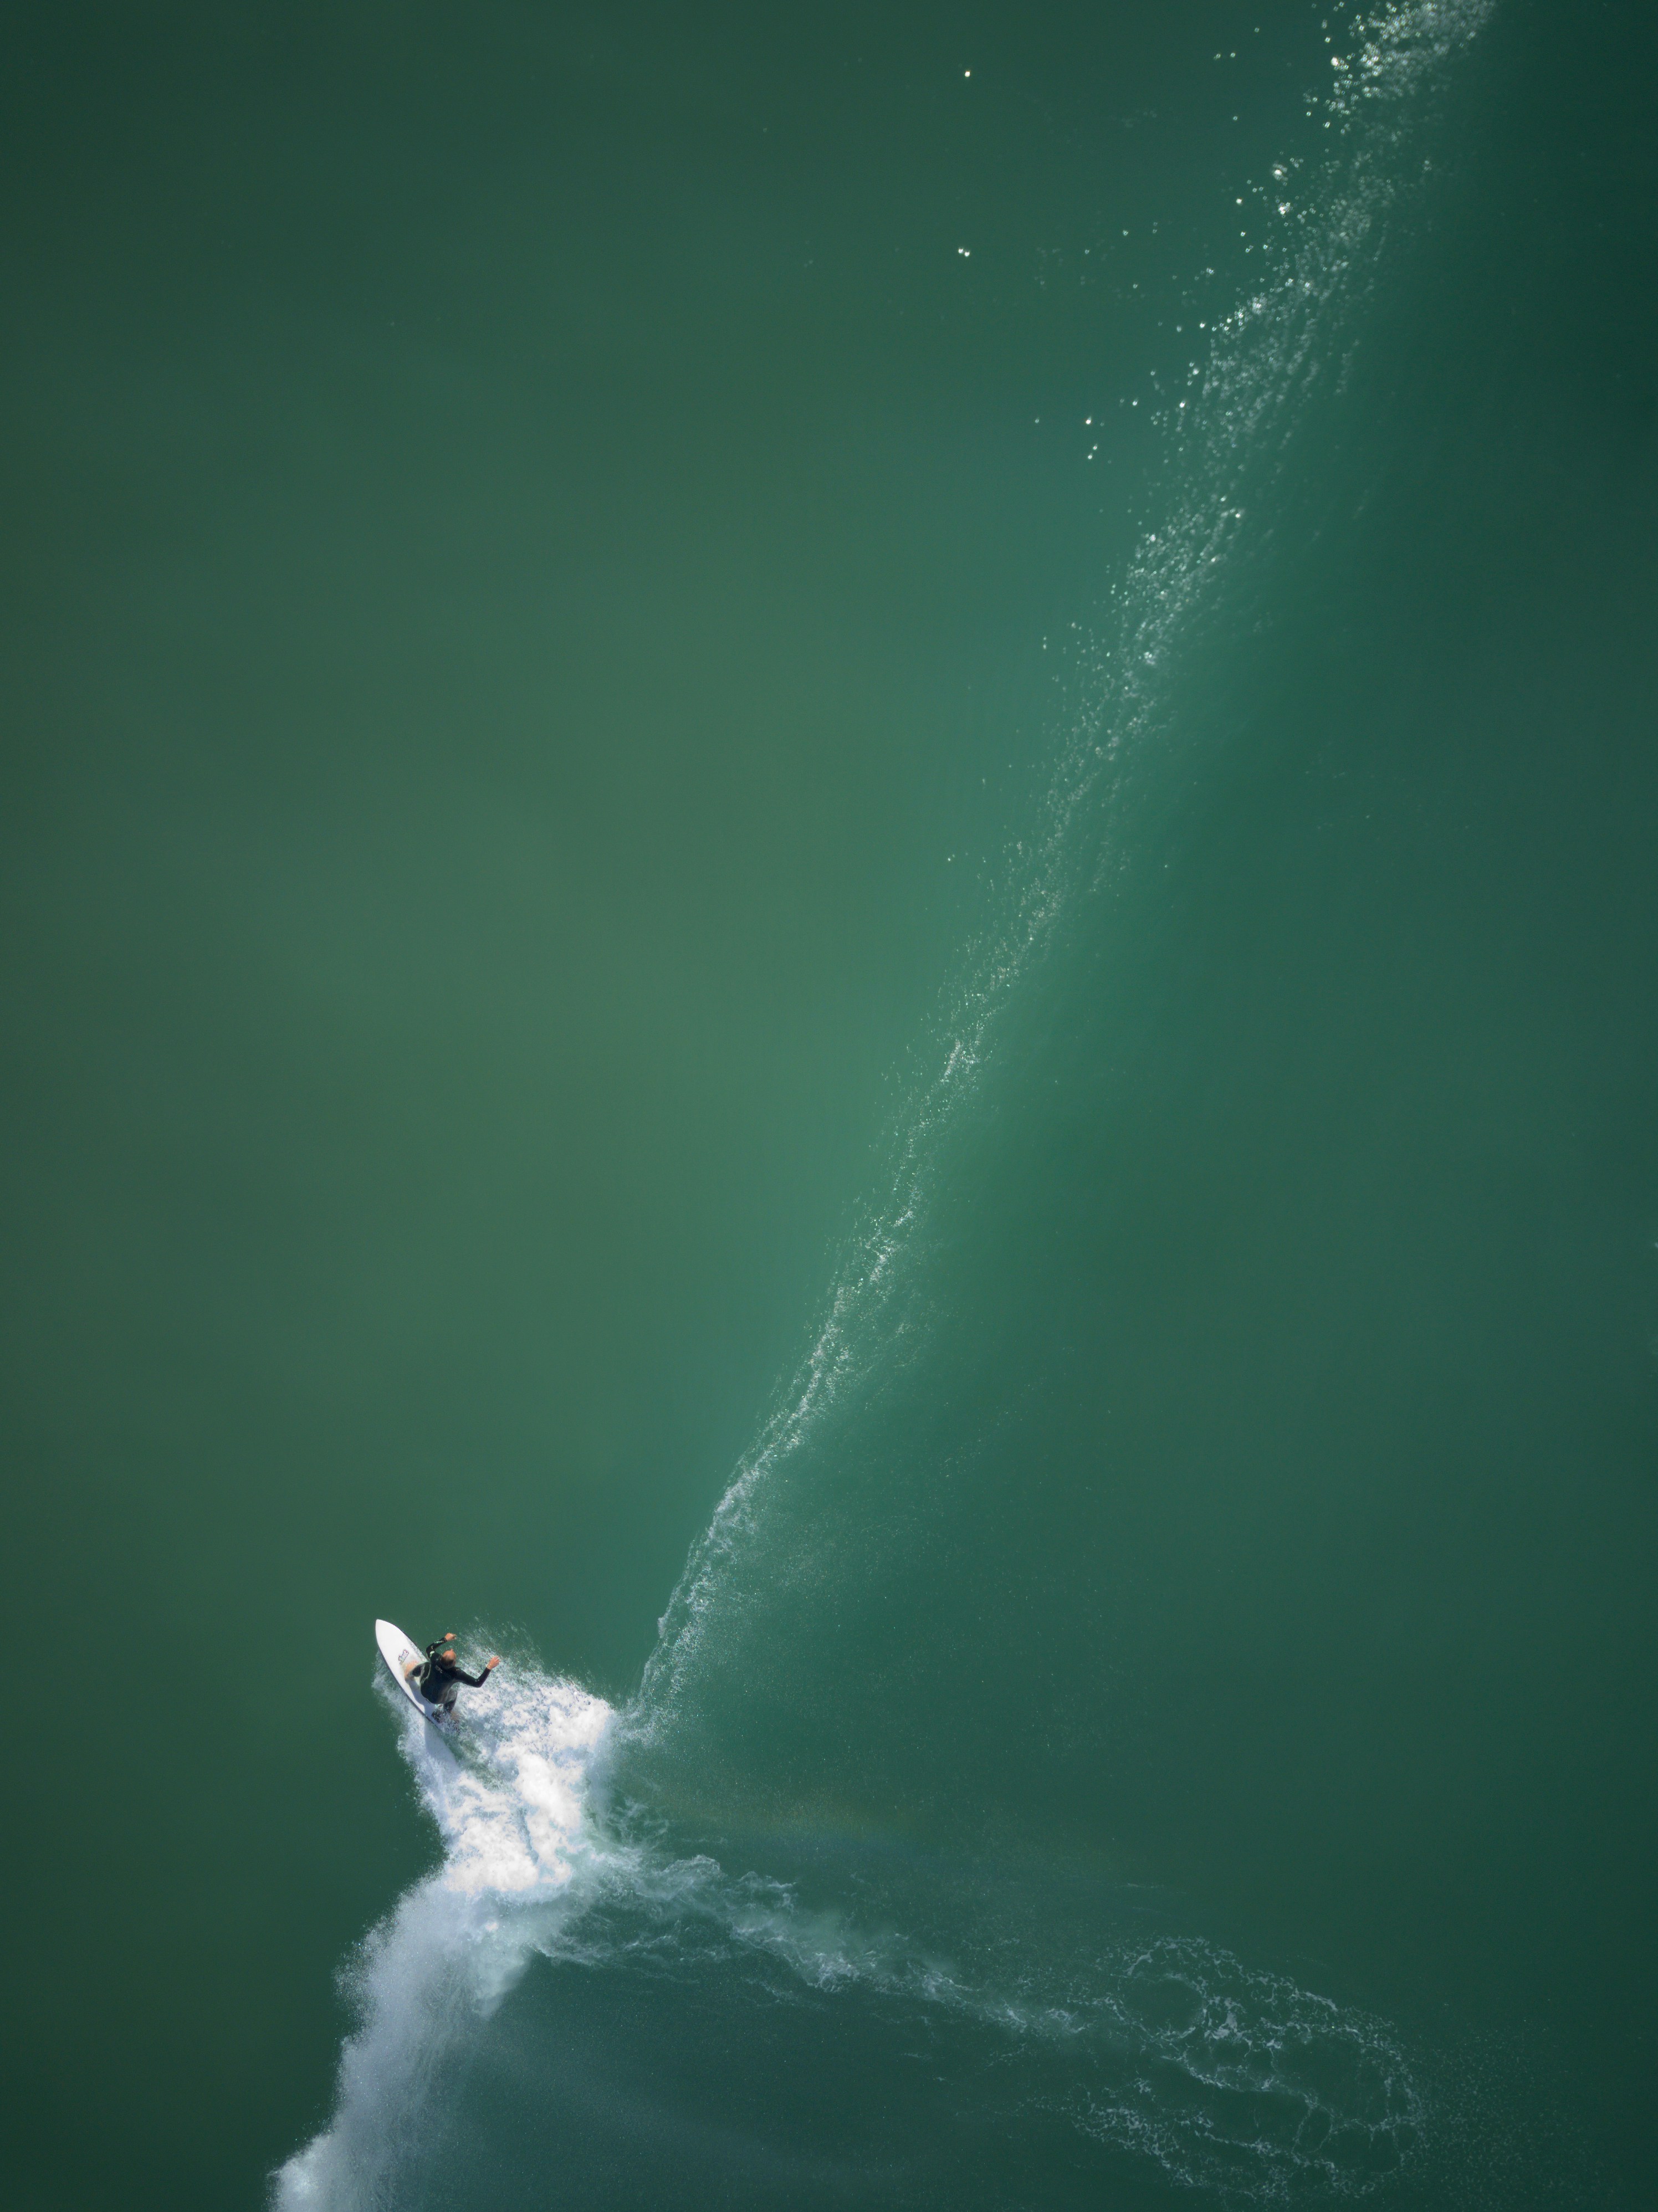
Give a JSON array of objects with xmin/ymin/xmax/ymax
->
[{"xmin": 375, "ymin": 1618, "xmax": 445, "ymax": 1722}]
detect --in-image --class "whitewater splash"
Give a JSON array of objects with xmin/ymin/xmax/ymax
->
[
  {"xmin": 278, "ymin": 7, "xmax": 1492, "ymax": 2205},
  {"xmin": 276, "ymin": 1655, "xmax": 1424, "ymax": 2208},
  {"xmin": 276, "ymin": 1664, "xmax": 616, "ymax": 2210}
]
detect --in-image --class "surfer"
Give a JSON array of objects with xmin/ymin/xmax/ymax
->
[{"xmin": 406, "ymin": 1631, "xmax": 500, "ymax": 1717}]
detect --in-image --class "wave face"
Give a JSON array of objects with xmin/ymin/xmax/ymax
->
[{"xmin": 276, "ymin": 9, "xmax": 1514, "ymax": 2208}]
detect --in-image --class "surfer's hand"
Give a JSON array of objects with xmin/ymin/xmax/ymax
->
[{"xmin": 487, "ymin": 1655, "xmax": 500, "ymax": 1668}]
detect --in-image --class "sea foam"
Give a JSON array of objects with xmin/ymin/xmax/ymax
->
[
  {"xmin": 274, "ymin": 1664, "xmax": 616, "ymax": 2211},
  {"xmin": 274, "ymin": 1656, "xmax": 1424, "ymax": 2208}
]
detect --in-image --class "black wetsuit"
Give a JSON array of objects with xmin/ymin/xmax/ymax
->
[{"xmin": 417, "ymin": 1642, "xmax": 492, "ymax": 1708}]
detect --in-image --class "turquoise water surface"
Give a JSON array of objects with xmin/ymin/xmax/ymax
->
[{"xmin": 4, "ymin": 5, "xmax": 1655, "ymax": 2207}]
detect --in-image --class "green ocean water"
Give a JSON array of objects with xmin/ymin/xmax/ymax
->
[{"xmin": 4, "ymin": 3, "xmax": 1656, "ymax": 2206}]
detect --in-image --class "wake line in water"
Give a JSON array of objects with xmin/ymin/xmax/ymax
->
[
  {"xmin": 277, "ymin": 8, "xmax": 1493, "ymax": 2205},
  {"xmin": 638, "ymin": 0, "xmax": 1494, "ymax": 1732}
]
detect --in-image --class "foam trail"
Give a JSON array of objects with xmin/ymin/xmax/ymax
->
[
  {"xmin": 638, "ymin": 0, "xmax": 1496, "ymax": 1731},
  {"xmin": 277, "ymin": 1656, "xmax": 1425, "ymax": 2205}
]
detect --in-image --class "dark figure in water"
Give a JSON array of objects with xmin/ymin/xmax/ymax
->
[{"xmin": 406, "ymin": 1630, "xmax": 500, "ymax": 1716}]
